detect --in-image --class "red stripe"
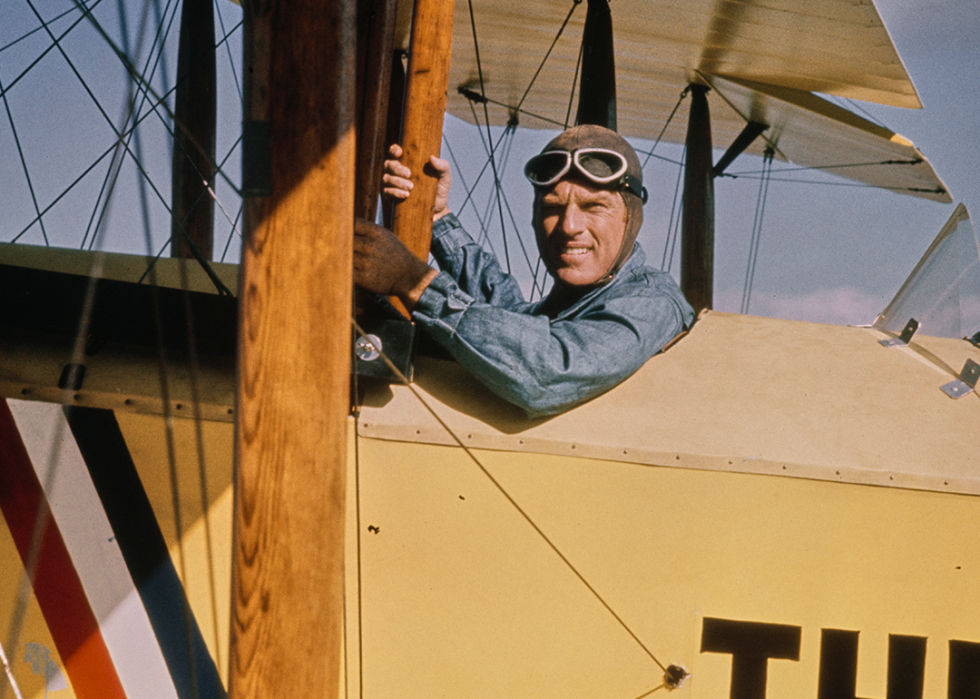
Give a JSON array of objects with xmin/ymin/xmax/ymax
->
[{"xmin": 0, "ymin": 399, "xmax": 128, "ymax": 699}]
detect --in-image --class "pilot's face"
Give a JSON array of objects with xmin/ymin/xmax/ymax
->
[{"xmin": 535, "ymin": 179, "xmax": 627, "ymax": 287}]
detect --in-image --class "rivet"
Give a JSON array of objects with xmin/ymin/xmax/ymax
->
[
  {"xmin": 623, "ymin": 449, "xmax": 629, "ymax": 455},
  {"xmin": 20, "ymin": 388, "xmax": 30, "ymax": 396},
  {"xmin": 889, "ymin": 475, "xmax": 894, "ymax": 480},
  {"xmin": 945, "ymin": 480, "xmax": 950, "ymax": 485},
  {"xmin": 675, "ymin": 455, "xmax": 681, "ymax": 460},
  {"xmin": 125, "ymin": 399, "xmax": 133, "ymax": 406},
  {"xmin": 782, "ymin": 465, "xmax": 787, "ymax": 470},
  {"xmin": 570, "ymin": 444, "xmax": 576, "ymax": 449}
]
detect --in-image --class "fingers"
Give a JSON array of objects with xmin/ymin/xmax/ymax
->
[
  {"xmin": 429, "ymin": 155, "xmax": 450, "ymax": 176},
  {"xmin": 381, "ymin": 146, "xmax": 453, "ymax": 214},
  {"xmin": 382, "ymin": 171, "xmax": 413, "ymax": 200},
  {"xmin": 383, "ymin": 144, "xmax": 413, "ymax": 200}
]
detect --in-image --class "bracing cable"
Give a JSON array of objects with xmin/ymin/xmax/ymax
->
[
  {"xmin": 740, "ymin": 147, "xmax": 775, "ymax": 315},
  {"xmin": 351, "ymin": 319, "xmax": 675, "ymax": 685},
  {"xmin": 662, "ymin": 144, "xmax": 687, "ymax": 273},
  {"xmin": 467, "ymin": 0, "xmax": 512, "ymax": 274}
]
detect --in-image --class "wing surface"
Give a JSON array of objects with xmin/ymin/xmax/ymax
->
[{"xmin": 397, "ymin": 0, "xmax": 949, "ymax": 200}]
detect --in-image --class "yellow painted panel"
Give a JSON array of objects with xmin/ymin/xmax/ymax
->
[
  {"xmin": 0, "ymin": 516, "xmax": 76, "ymax": 699},
  {"xmin": 351, "ymin": 435, "xmax": 980, "ymax": 698},
  {"xmin": 115, "ymin": 412, "xmax": 235, "ymax": 685}
]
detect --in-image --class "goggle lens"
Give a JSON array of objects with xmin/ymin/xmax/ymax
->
[
  {"xmin": 524, "ymin": 151, "xmax": 574, "ymax": 185},
  {"xmin": 576, "ymin": 150, "xmax": 627, "ymax": 181}
]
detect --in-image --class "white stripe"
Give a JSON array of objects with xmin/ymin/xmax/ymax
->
[{"xmin": 9, "ymin": 400, "xmax": 179, "ymax": 699}]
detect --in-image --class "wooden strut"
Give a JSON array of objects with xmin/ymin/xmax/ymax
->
[
  {"xmin": 680, "ymin": 84, "xmax": 715, "ymax": 313},
  {"xmin": 354, "ymin": 0, "xmax": 400, "ymax": 221},
  {"xmin": 230, "ymin": 1, "xmax": 355, "ymax": 697},
  {"xmin": 576, "ymin": 0, "xmax": 617, "ymax": 131},
  {"xmin": 170, "ymin": 0, "xmax": 216, "ymax": 260},
  {"xmin": 388, "ymin": 0, "xmax": 456, "ymax": 316}
]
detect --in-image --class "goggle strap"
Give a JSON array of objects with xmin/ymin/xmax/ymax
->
[{"xmin": 621, "ymin": 174, "xmax": 648, "ymax": 204}]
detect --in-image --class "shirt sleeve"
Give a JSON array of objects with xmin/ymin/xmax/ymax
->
[
  {"xmin": 429, "ymin": 214, "xmax": 527, "ymax": 308},
  {"xmin": 412, "ymin": 266, "xmax": 691, "ymax": 418}
]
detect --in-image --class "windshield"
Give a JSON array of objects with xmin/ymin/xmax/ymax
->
[{"xmin": 874, "ymin": 204, "xmax": 980, "ymax": 340}]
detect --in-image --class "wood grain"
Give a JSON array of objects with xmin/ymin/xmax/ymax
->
[{"xmin": 230, "ymin": 1, "xmax": 355, "ymax": 696}]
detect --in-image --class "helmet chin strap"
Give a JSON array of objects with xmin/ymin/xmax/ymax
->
[{"xmin": 595, "ymin": 189, "xmax": 643, "ymax": 284}]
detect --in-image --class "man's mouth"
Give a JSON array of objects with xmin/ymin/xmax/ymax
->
[{"xmin": 560, "ymin": 246, "xmax": 591, "ymax": 257}]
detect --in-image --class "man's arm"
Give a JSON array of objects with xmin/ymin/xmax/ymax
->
[{"xmin": 412, "ymin": 264, "xmax": 693, "ymax": 417}]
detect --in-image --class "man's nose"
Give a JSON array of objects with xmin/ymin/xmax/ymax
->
[{"xmin": 560, "ymin": 204, "xmax": 585, "ymax": 234}]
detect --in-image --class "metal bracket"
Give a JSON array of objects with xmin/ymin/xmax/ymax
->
[
  {"xmin": 353, "ymin": 316, "xmax": 416, "ymax": 382},
  {"xmin": 880, "ymin": 318, "xmax": 919, "ymax": 347},
  {"xmin": 941, "ymin": 358, "xmax": 980, "ymax": 398}
]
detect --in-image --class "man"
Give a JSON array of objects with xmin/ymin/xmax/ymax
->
[{"xmin": 354, "ymin": 124, "xmax": 694, "ymax": 417}]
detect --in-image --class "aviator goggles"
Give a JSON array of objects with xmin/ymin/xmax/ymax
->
[{"xmin": 524, "ymin": 148, "xmax": 648, "ymax": 203}]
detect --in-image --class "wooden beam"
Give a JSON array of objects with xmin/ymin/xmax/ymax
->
[
  {"xmin": 382, "ymin": 51, "xmax": 406, "ymax": 230},
  {"xmin": 354, "ymin": 0, "xmax": 399, "ymax": 222},
  {"xmin": 389, "ymin": 0, "xmax": 455, "ymax": 267},
  {"xmin": 680, "ymin": 84, "xmax": 714, "ymax": 313},
  {"xmin": 230, "ymin": 2, "xmax": 355, "ymax": 698},
  {"xmin": 576, "ymin": 0, "xmax": 617, "ymax": 131},
  {"xmin": 170, "ymin": 0, "xmax": 216, "ymax": 260}
]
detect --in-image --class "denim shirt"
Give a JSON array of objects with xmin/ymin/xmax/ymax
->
[{"xmin": 412, "ymin": 214, "xmax": 695, "ymax": 418}]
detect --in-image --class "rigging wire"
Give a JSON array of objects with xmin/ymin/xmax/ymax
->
[
  {"xmin": 661, "ymin": 144, "xmax": 686, "ymax": 273},
  {"xmin": 639, "ymin": 87, "xmax": 688, "ymax": 173},
  {"xmin": 564, "ymin": 39, "xmax": 585, "ymax": 130},
  {"xmin": 0, "ymin": 3, "xmax": 87, "ymax": 54},
  {"xmin": 8, "ymin": 83, "xmax": 177, "ymax": 245},
  {"xmin": 351, "ymin": 319, "xmax": 671, "ymax": 677},
  {"xmin": 513, "ymin": 0, "xmax": 582, "ymax": 115},
  {"xmin": 456, "ymin": 88, "xmax": 569, "ymax": 129},
  {"xmin": 0, "ymin": 72, "xmax": 49, "ymax": 245},
  {"xmin": 0, "ymin": 0, "xmax": 107, "ymax": 101},
  {"xmin": 212, "ymin": 1, "xmax": 243, "ymax": 102},
  {"xmin": 441, "ymin": 133, "xmax": 495, "ymax": 250},
  {"xmin": 72, "ymin": 0, "xmax": 240, "ymax": 298},
  {"xmin": 76, "ymin": 0, "xmax": 181, "ymax": 252},
  {"xmin": 467, "ymin": 0, "xmax": 512, "ymax": 274},
  {"xmin": 69, "ymin": 0, "xmax": 243, "ymax": 201},
  {"xmin": 740, "ymin": 147, "xmax": 775, "ymax": 315}
]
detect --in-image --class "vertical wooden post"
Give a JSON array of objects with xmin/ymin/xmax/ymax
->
[
  {"xmin": 230, "ymin": 1, "xmax": 355, "ymax": 698},
  {"xmin": 680, "ymin": 84, "xmax": 714, "ymax": 312},
  {"xmin": 170, "ymin": 0, "xmax": 216, "ymax": 260},
  {"xmin": 381, "ymin": 52, "xmax": 407, "ymax": 230},
  {"xmin": 354, "ymin": 0, "xmax": 399, "ymax": 221},
  {"xmin": 575, "ymin": 0, "xmax": 617, "ymax": 131},
  {"xmin": 389, "ymin": 0, "xmax": 455, "ymax": 264}
]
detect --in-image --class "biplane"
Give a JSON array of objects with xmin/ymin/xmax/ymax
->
[{"xmin": 1, "ymin": 1, "xmax": 979, "ymax": 698}]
